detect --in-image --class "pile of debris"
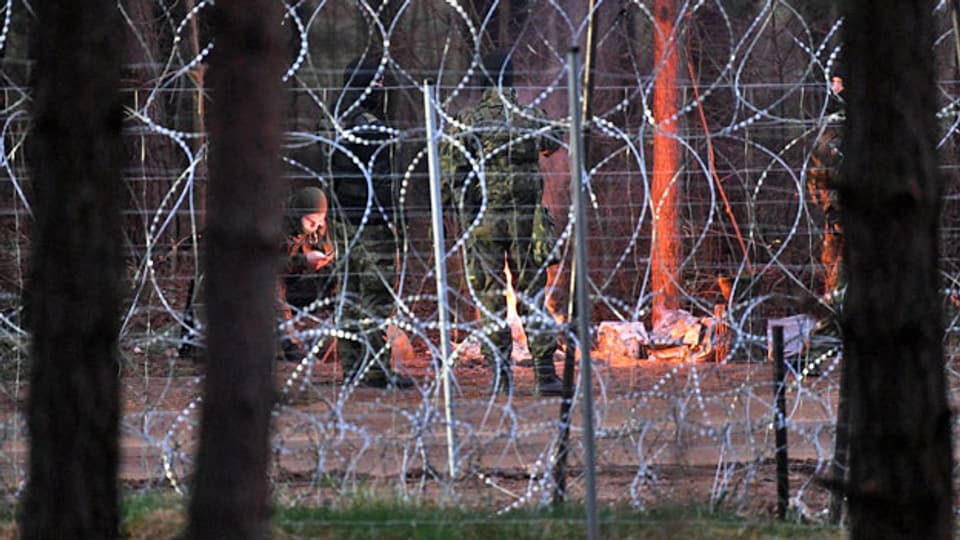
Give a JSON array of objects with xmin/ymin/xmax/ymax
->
[
  {"xmin": 590, "ymin": 308, "xmax": 840, "ymax": 371},
  {"xmin": 593, "ymin": 308, "xmax": 732, "ymax": 364}
]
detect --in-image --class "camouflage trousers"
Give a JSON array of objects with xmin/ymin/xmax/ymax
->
[
  {"xmin": 465, "ymin": 197, "xmax": 559, "ymax": 376},
  {"xmin": 336, "ymin": 221, "xmax": 398, "ymax": 382}
]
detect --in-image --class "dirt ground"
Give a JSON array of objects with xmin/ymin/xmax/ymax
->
[{"xmin": 0, "ymin": 329, "xmax": 840, "ymax": 520}]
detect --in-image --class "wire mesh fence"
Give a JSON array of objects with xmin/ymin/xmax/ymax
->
[{"xmin": 1, "ymin": 0, "xmax": 960, "ymax": 523}]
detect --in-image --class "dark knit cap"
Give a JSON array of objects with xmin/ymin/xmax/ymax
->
[
  {"xmin": 284, "ymin": 187, "xmax": 327, "ymax": 234},
  {"xmin": 288, "ymin": 187, "xmax": 328, "ymax": 216},
  {"xmin": 828, "ymin": 56, "xmax": 846, "ymax": 81},
  {"xmin": 480, "ymin": 50, "xmax": 514, "ymax": 89},
  {"xmin": 343, "ymin": 56, "xmax": 383, "ymax": 89}
]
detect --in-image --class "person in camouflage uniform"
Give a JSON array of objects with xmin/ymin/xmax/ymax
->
[
  {"xmin": 442, "ymin": 50, "xmax": 564, "ymax": 396},
  {"xmin": 328, "ymin": 56, "xmax": 414, "ymax": 389},
  {"xmin": 278, "ymin": 186, "xmax": 335, "ymax": 361},
  {"xmin": 807, "ymin": 71, "xmax": 845, "ymax": 304},
  {"xmin": 802, "ymin": 68, "xmax": 846, "ymax": 369},
  {"xmin": 179, "ymin": 187, "xmax": 335, "ymax": 363}
]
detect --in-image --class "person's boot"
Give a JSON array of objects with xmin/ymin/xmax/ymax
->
[
  {"xmin": 360, "ymin": 374, "xmax": 416, "ymax": 389},
  {"xmin": 535, "ymin": 360, "xmax": 564, "ymax": 397},
  {"xmin": 348, "ymin": 366, "xmax": 415, "ymax": 390},
  {"xmin": 533, "ymin": 351, "xmax": 565, "ymax": 396},
  {"xmin": 536, "ymin": 373, "xmax": 564, "ymax": 396},
  {"xmin": 491, "ymin": 366, "xmax": 513, "ymax": 395},
  {"xmin": 379, "ymin": 371, "xmax": 416, "ymax": 389}
]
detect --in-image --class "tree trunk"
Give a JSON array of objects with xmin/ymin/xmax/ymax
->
[
  {"xmin": 651, "ymin": 0, "xmax": 681, "ymax": 324},
  {"xmin": 841, "ymin": 3, "xmax": 953, "ymax": 538},
  {"xmin": 20, "ymin": 3, "xmax": 125, "ymax": 539},
  {"xmin": 185, "ymin": 2, "xmax": 285, "ymax": 539}
]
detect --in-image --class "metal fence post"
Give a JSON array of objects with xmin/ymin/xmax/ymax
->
[
  {"xmin": 423, "ymin": 79, "xmax": 458, "ymax": 485},
  {"xmin": 771, "ymin": 324, "xmax": 789, "ymax": 519},
  {"xmin": 568, "ymin": 47, "xmax": 599, "ymax": 540}
]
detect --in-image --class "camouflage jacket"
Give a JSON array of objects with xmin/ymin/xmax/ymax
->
[
  {"xmin": 807, "ymin": 114, "xmax": 843, "ymax": 217},
  {"xmin": 441, "ymin": 87, "xmax": 562, "ymax": 205}
]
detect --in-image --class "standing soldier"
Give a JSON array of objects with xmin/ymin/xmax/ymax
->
[
  {"xmin": 803, "ymin": 63, "xmax": 846, "ymax": 370},
  {"xmin": 807, "ymin": 67, "xmax": 845, "ymax": 307},
  {"xmin": 443, "ymin": 50, "xmax": 564, "ymax": 396},
  {"xmin": 329, "ymin": 55, "xmax": 414, "ymax": 389}
]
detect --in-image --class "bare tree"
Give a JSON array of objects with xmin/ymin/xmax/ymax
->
[
  {"xmin": 19, "ymin": 3, "xmax": 125, "ymax": 539},
  {"xmin": 840, "ymin": 3, "xmax": 953, "ymax": 538},
  {"xmin": 185, "ymin": 1, "xmax": 285, "ymax": 539}
]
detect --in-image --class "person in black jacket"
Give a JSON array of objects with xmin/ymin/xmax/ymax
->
[{"xmin": 328, "ymin": 55, "xmax": 413, "ymax": 389}]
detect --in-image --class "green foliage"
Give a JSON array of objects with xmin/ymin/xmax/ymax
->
[
  {"xmin": 2, "ymin": 491, "xmax": 841, "ymax": 539},
  {"xmin": 275, "ymin": 501, "xmax": 844, "ymax": 540},
  {"xmin": 120, "ymin": 490, "xmax": 185, "ymax": 539}
]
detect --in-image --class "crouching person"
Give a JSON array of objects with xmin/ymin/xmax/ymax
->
[
  {"xmin": 278, "ymin": 187, "xmax": 336, "ymax": 362},
  {"xmin": 178, "ymin": 186, "xmax": 336, "ymax": 363}
]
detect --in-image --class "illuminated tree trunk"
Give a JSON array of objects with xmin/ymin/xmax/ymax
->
[
  {"xmin": 841, "ymin": 3, "xmax": 953, "ymax": 538},
  {"xmin": 21, "ymin": 3, "xmax": 124, "ymax": 538},
  {"xmin": 651, "ymin": 0, "xmax": 681, "ymax": 324},
  {"xmin": 185, "ymin": 1, "xmax": 284, "ymax": 538}
]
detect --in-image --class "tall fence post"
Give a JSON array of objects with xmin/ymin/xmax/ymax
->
[
  {"xmin": 771, "ymin": 324, "xmax": 789, "ymax": 519},
  {"xmin": 554, "ymin": 46, "xmax": 600, "ymax": 540},
  {"xmin": 423, "ymin": 79, "xmax": 458, "ymax": 485}
]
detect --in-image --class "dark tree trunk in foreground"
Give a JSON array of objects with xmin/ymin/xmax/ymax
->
[
  {"xmin": 841, "ymin": 3, "xmax": 953, "ymax": 538},
  {"xmin": 20, "ymin": 4, "xmax": 125, "ymax": 539},
  {"xmin": 185, "ymin": 2, "xmax": 284, "ymax": 539}
]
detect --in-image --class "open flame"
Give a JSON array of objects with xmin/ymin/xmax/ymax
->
[
  {"xmin": 503, "ymin": 262, "xmax": 529, "ymax": 353},
  {"xmin": 504, "ymin": 262, "xmax": 569, "ymax": 354},
  {"xmin": 545, "ymin": 265, "xmax": 565, "ymax": 324}
]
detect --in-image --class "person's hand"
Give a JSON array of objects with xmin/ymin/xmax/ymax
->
[{"xmin": 305, "ymin": 249, "xmax": 334, "ymax": 270}]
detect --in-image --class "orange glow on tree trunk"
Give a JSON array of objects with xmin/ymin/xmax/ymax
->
[{"xmin": 651, "ymin": 0, "xmax": 681, "ymax": 325}]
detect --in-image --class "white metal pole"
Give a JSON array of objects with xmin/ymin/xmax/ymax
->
[
  {"xmin": 423, "ymin": 79, "xmax": 458, "ymax": 482},
  {"xmin": 567, "ymin": 47, "xmax": 599, "ymax": 540}
]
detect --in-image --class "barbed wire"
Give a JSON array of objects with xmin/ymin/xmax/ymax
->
[{"xmin": 1, "ymin": 0, "xmax": 960, "ymax": 523}]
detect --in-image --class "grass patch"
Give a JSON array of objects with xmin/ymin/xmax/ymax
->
[
  {"xmin": 0, "ymin": 491, "xmax": 843, "ymax": 539},
  {"xmin": 275, "ymin": 500, "xmax": 844, "ymax": 540},
  {"xmin": 121, "ymin": 490, "xmax": 185, "ymax": 540}
]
